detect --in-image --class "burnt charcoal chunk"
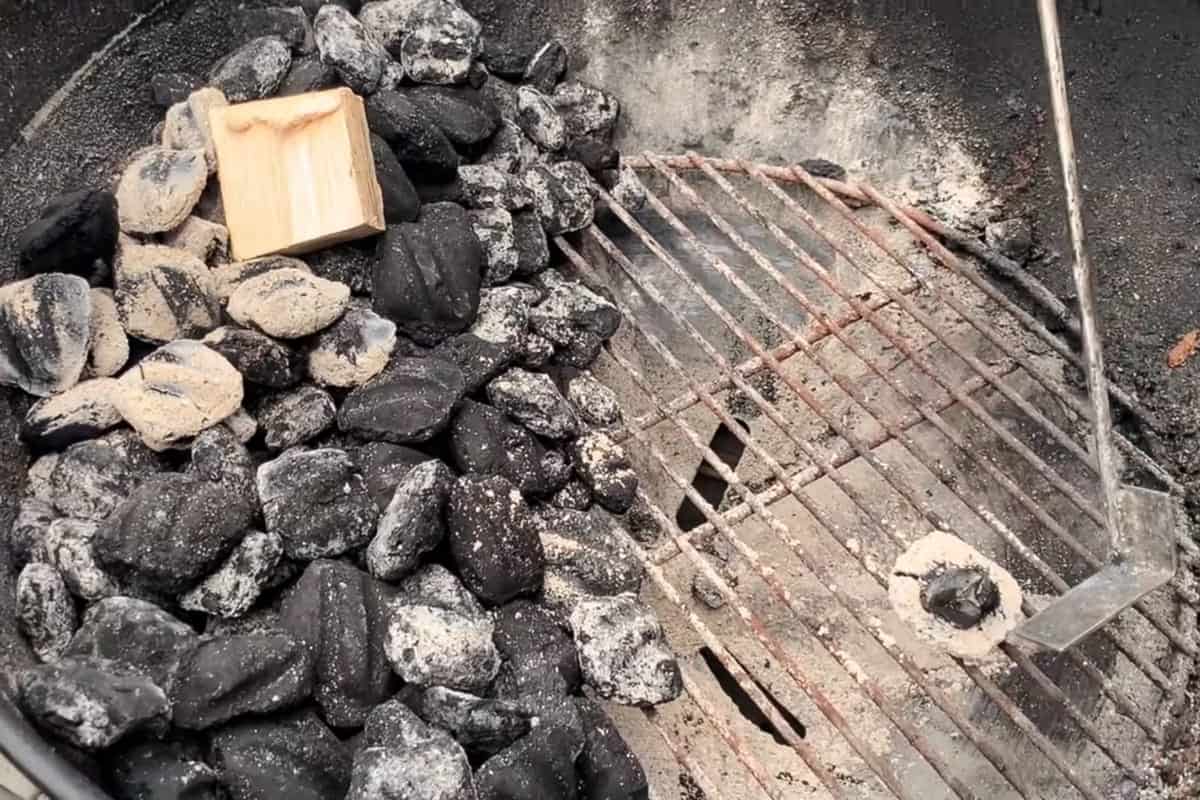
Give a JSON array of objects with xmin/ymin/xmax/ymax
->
[
  {"xmin": 385, "ymin": 603, "xmax": 499, "ymax": 692},
  {"xmin": 257, "ymin": 385, "xmax": 337, "ymax": 450},
  {"xmin": 399, "ymin": 0, "xmax": 481, "ymax": 85},
  {"xmin": 799, "ymin": 157, "xmax": 847, "ymax": 181},
  {"xmin": 524, "ymin": 41, "xmax": 568, "ymax": 94},
  {"xmin": 920, "ymin": 566, "xmax": 1001, "ymax": 629},
  {"xmin": 44, "ymin": 519, "xmax": 120, "ymax": 603},
  {"xmin": 537, "ymin": 508, "xmax": 642, "ymax": 613},
  {"xmin": 475, "ymin": 725, "xmax": 581, "ymax": 800},
  {"xmin": 278, "ymin": 54, "xmax": 338, "ymax": 96},
  {"xmin": 460, "ymin": 167, "xmax": 532, "ymax": 212},
  {"xmin": 370, "ymin": 133, "xmax": 421, "ymax": 223},
  {"xmin": 529, "ymin": 272, "xmax": 620, "ymax": 368},
  {"xmin": 348, "ymin": 741, "xmax": 475, "ymax": 800},
  {"xmin": 487, "ymin": 367, "xmax": 580, "ymax": 439},
  {"xmin": 372, "ymin": 203, "xmax": 482, "ymax": 343},
  {"xmin": 186, "ymin": 426, "xmax": 257, "ymax": 508},
  {"xmin": 171, "ymin": 632, "xmax": 313, "ymax": 730},
  {"xmin": 599, "ymin": 164, "xmax": 645, "ymax": 212},
  {"xmin": 16, "ymin": 563, "xmax": 76, "ymax": 663},
  {"xmin": 17, "ymin": 189, "xmax": 118, "ymax": 283},
  {"xmin": 361, "ymin": 697, "xmax": 447, "ymax": 750},
  {"xmin": 396, "ymin": 564, "xmax": 484, "ymax": 618},
  {"xmin": 11, "ymin": 496, "xmax": 55, "ymax": 567},
  {"xmin": 307, "ymin": 303, "xmax": 397, "ymax": 387},
  {"xmin": 512, "ymin": 210, "xmax": 550, "ymax": 277},
  {"xmin": 403, "ymin": 85, "xmax": 500, "ymax": 147},
  {"xmin": 150, "ymin": 72, "xmax": 203, "ymax": 107},
  {"xmin": 21, "ymin": 377, "xmax": 122, "ymax": 450},
  {"xmin": 201, "ymin": 326, "xmax": 301, "ymax": 388},
  {"xmin": 563, "ymin": 135, "xmax": 619, "ymax": 173},
  {"xmin": 234, "ymin": 6, "xmax": 313, "ymax": 53},
  {"xmin": 110, "ymin": 740, "xmax": 222, "ymax": 800},
  {"xmin": 305, "ymin": 242, "xmax": 376, "ymax": 295},
  {"xmin": 368, "ymin": 460, "xmax": 453, "ymax": 581},
  {"xmin": 210, "ymin": 710, "xmax": 351, "ymax": 800},
  {"xmin": 18, "ymin": 657, "xmax": 169, "ymax": 750},
  {"xmin": 257, "ymin": 448, "xmax": 378, "ymax": 559},
  {"xmin": 551, "ymin": 479, "xmax": 592, "ymax": 511},
  {"xmin": 450, "ymin": 400, "xmax": 557, "ymax": 495},
  {"xmin": 432, "ymin": 285, "xmax": 530, "ymax": 392},
  {"xmin": 493, "ymin": 599, "xmax": 581, "ymax": 694},
  {"xmin": 94, "ymin": 474, "xmax": 253, "ymax": 595},
  {"xmin": 280, "ymin": 560, "xmax": 394, "ymax": 727},
  {"xmin": 446, "ymin": 474, "xmax": 545, "ymax": 605},
  {"xmin": 570, "ymin": 432, "xmax": 638, "ymax": 513},
  {"xmin": 480, "ymin": 37, "xmax": 534, "ymax": 79},
  {"xmin": 570, "ymin": 595, "xmax": 681, "ymax": 706},
  {"xmin": 210, "ymin": 36, "xmax": 292, "ymax": 102},
  {"xmin": 522, "ymin": 162, "xmax": 593, "ymax": 236},
  {"xmin": 0, "ymin": 273, "xmax": 92, "ymax": 397},
  {"xmin": 367, "ymin": 91, "xmax": 460, "ymax": 180},
  {"xmin": 353, "ymin": 442, "xmax": 432, "ymax": 510},
  {"xmin": 551, "ymin": 81, "xmax": 619, "ymax": 144},
  {"xmin": 567, "ymin": 373, "xmax": 622, "ymax": 428},
  {"xmin": 179, "ymin": 531, "xmax": 284, "ymax": 620},
  {"xmin": 576, "ymin": 698, "xmax": 649, "ymax": 800},
  {"xmin": 515, "ymin": 87, "xmax": 565, "ymax": 152},
  {"xmin": 985, "ymin": 218, "xmax": 1033, "ymax": 262},
  {"xmin": 313, "ymin": 4, "xmax": 387, "ymax": 94},
  {"xmin": 480, "ymin": 121, "xmax": 539, "ymax": 175},
  {"xmin": 65, "ymin": 596, "xmax": 197, "ymax": 690},
  {"xmin": 405, "ymin": 686, "xmax": 532, "ymax": 755},
  {"xmin": 338, "ymin": 356, "xmax": 465, "ymax": 443}
]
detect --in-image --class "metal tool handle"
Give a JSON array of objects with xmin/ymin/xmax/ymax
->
[{"xmin": 1035, "ymin": 0, "xmax": 1124, "ymax": 552}]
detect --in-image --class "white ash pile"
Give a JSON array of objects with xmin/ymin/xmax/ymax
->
[{"xmin": 4, "ymin": 2, "xmax": 677, "ymax": 798}]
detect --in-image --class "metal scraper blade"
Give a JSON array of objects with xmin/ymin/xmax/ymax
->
[{"xmin": 1009, "ymin": 484, "xmax": 1178, "ymax": 652}]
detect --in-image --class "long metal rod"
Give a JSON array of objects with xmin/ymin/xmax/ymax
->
[
  {"xmin": 1035, "ymin": 0, "xmax": 1124, "ymax": 543},
  {"xmin": 571, "ymin": 222, "xmax": 1109, "ymax": 799}
]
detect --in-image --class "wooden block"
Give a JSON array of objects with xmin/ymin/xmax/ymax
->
[{"xmin": 209, "ymin": 88, "xmax": 385, "ymax": 261}]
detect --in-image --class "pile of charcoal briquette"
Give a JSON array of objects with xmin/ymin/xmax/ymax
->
[{"xmin": 2, "ymin": 2, "xmax": 682, "ymax": 798}]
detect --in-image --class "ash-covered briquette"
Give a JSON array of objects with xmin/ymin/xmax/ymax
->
[{"xmin": 5, "ymin": 1, "xmax": 676, "ymax": 794}]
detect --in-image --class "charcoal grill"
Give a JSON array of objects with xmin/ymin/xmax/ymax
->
[{"xmin": 549, "ymin": 149, "xmax": 1198, "ymax": 798}]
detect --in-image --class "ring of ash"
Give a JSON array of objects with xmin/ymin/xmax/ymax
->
[{"xmin": 889, "ymin": 530, "xmax": 1024, "ymax": 662}]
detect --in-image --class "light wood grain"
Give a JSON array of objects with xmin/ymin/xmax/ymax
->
[{"xmin": 209, "ymin": 88, "xmax": 385, "ymax": 261}]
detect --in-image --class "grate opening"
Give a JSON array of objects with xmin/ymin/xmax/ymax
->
[
  {"xmin": 698, "ymin": 646, "xmax": 807, "ymax": 746},
  {"xmin": 675, "ymin": 419, "xmax": 750, "ymax": 532}
]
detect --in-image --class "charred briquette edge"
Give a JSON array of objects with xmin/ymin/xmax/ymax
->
[{"xmin": 698, "ymin": 646, "xmax": 806, "ymax": 746}]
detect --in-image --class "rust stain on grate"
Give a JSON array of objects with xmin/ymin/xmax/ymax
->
[{"xmin": 555, "ymin": 155, "xmax": 1200, "ymax": 799}]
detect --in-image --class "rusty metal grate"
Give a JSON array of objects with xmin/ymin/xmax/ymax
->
[{"xmin": 553, "ymin": 154, "xmax": 1200, "ymax": 799}]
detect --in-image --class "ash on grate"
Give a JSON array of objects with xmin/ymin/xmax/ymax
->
[{"xmin": 3, "ymin": 2, "xmax": 677, "ymax": 797}]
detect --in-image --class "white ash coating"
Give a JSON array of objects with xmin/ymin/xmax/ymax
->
[
  {"xmin": 384, "ymin": 603, "xmax": 499, "ymax": 692},
  {"xmin": 113, "ymin": 339, "xmax": 243, "ymax": 451},
  {"xmin": 179, "ymin": 531, "xmax": 284, "ymax": 619},
  {"xmin": 85, "ymin": 289, "xmax": 129, "ymax": 378},
  {"xmin": 515, "ymin": 86, "xmax": 566, "ymax": 151},
  {"xmin": 116, "ymin": 147, "xmax": 207, "ymax": 234},
  {"xmin": 44, "ymin": 518, "xmax": 120, "ymax": 603},
  {"xmin": 17, "ymin": 562, "xmax": 77, "ymax": 662},
  {"xmin": 161, "ymin": 87, "xmax": 227, "ymax": 172},
  {"xmin": 227, "ymin": 268, "xmax": 350, "ymax": 339},
  {"xmin": 889, "ymin": 530, "xmax": 1023, "ymax": 662},
  {"xmin": 211, "ymin": 256, "xmax": 312, "ymax": 303},
  {"xmin": 162, "ymin": 215, "xmax": 229, "ymax": 264}
]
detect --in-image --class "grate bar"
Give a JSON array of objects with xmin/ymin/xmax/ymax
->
[
  {"xmin": 622, "ymin": 287, "xmax": 917, "ymax": 442},
  {"xmin": 650, "ymin": 155, "xmax": 1168, "ymax": 725},
  {"xmin": 566, "ymin": 225, "xmax": 1110, "ymax": 799}
]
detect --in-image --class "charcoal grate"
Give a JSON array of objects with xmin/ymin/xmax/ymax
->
[{"xmin": 557, "ymin": 154, "xmax": 1200, "ymax": 799}]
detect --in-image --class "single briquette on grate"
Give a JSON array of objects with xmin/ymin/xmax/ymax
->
[{"xmin": 553, "ymin": 154, "xmax": 1199, "ymax": 799}]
